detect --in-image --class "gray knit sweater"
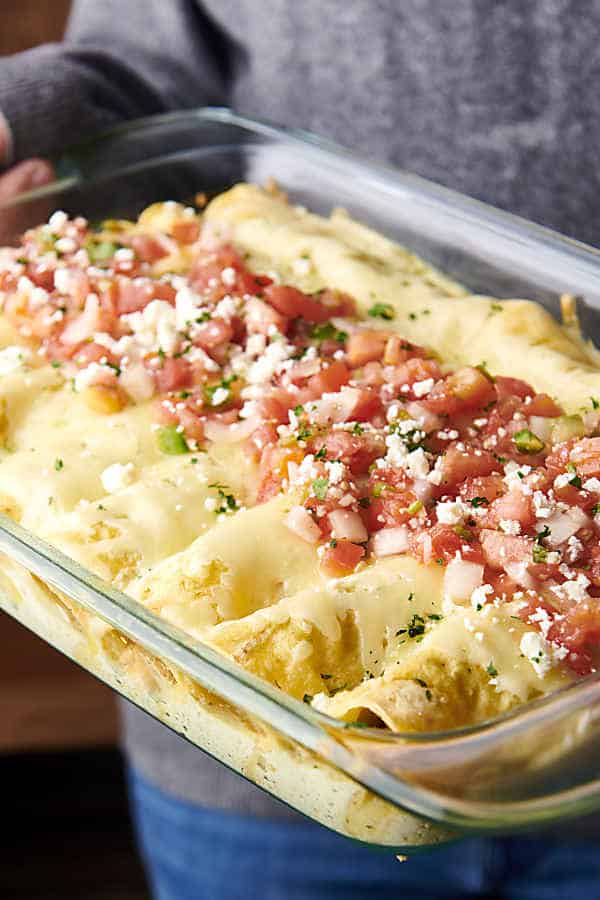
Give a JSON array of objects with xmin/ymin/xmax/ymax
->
[{"xmin": 2, "ymin": 0, "xmax": 600, "ymax": 820}]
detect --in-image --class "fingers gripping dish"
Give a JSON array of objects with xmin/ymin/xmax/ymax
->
[{"xmin": 1, "ymin": 186, "xmax": 600, "ymax": 770}]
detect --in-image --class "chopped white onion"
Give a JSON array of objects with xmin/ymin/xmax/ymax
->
[
  {"xmin": 60, "ymin": 293, "xmax": 101, "ymax": 345},
  {"xmin": 406, "ymin": 401, "xmax": 442, "ymax": 433},
  {"xmin": 204, "ymin": 416, "xmax": 260, "ymax": 444},
  {"xmin": 119, "ymin": 363, "xmax": 155, "ymax": 403},
  {"xmin": 504, "ymin": 560, "xmax": 535, "ymax": 589},
  {"xmin": 328, "ymin": 509, "xmax": 368, "ymax": 543},
  {"xmin": 545, "ymin": 506, "xmax": 590, "ymax": 548},
  {"xmin": 443, "ymin": 558, "xmax": 484, "ymax": 603},
  {"xmin": 284, "ymin": 505, "xmax": 321, "ymax": 544},
  {"xmin": 528, "ymin": 416, "xmax": 553, "ymax": 442},
  {"xmin": 412, "ymin": 478, "xmax": 434, "ymax": 504},
  {"xmin": 371, "ymin": 525, "xmax": 409, "ymax": 558},
  {"xmin": 310, "ymin": 387, "xmax": 361, "ymax": 425}
]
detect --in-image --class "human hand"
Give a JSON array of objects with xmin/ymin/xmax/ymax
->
[{"xmin": 0, "ymin": 153, "xmax": 55, "ymax": 244}]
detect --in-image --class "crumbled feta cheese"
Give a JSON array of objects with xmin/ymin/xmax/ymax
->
[
  {"xmin": 436, "ymin": 498, "xmax": 468, "ymax": 525},
  {"xmin": 551, "ymin": 573, "xmax": 590, "ymax": 603},
  {"xmin": 503, "ymin": 461, "xmax": 531, "ymax": 489},
  {"xmin": 467, "ymin": 584, "xmax": 492, "ymax": 610},
  {"xmin": 533, "ymin": 490, "xmax": 553, "ymax": 519},
  {"xmin": 412, "ymin": 377, "xmax": 434, "ymax": 398},
  {"xmin": 100, "ymin": 462, "xmax": 136, "ymax": 494},
  {"xmin": 499, "ymin": 519, "xmax": 521, "ymax": 535},
  {"xmin": 214, "ymin": 296, "xmax": 238, "ymax": 320},
  {"xmin": 48, "ymin": 210, "xmax": 68, "ymax": 232},
  {"xmin": 204, "ymin": 497, "xmax": 217, "ymax": 512},
  {"xmin": 583, "ymin": 477, "xmax": 600, "ymax": 493},
  {"xmin": 246, "ymin": 340, "xmax": 294, "ymax": 384},
  {"xmin": 210, "ymin": 387, "xmax": 229, "ymax": 407},
  {"xmin": 174, "ymin": 286, "xmax": 205, "ymax": 331},
  {"xmin": 124, "ymin": 300, "xmax": 178, "ymax": 354},
  {"xmin": 325, "ymin": 460, "xmax": 345, "ymax": 484},
  {"xmin": 520, "ymin": 631, "xmax": 554, "ymax": 677},
  {"xmin": 220, "ymin": 266, "xmax": 237, "ymax": 287},
  {"xmin": 553, "ymin": 472, "xmax": 571, "ymax": 490}
]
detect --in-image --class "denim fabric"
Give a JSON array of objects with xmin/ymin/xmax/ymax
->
[{"xmin": 128, "ymin": 768, "xmax": 600, "ymax": 900}]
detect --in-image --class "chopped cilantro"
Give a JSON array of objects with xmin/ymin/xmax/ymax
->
[
  {"xmin": 310, "ymin": 322, "xmax": 347, "ymax": 344},
  {"xmin": 195, "ymin": 311, "xmax": 211, "ymax": 323},
  {"xmin": 513, "ymin": 428, "xmax": 545, "ymax": 455},
  {"xmin": 592, "ymin": 397, "xmax": 600, "ymax": 410},
  {"xmin": 567, "ymin": 462, "xmax": 582, "ymax": 489},
  {"xmin": 368, "ymin": 302, "xmax": 395, "ymax": 320},
  {"xmin": 407, "ymin": 614, "xmax": 425, "ymax": 638},
  {"xmin": 178, "ymin": 390, "xmax": 192, "ymax": 399},
  {"xmin": 358, "ymin": 496, "xmax": 371, "ymax": 508},
  {"xmin": 293, "ymin": 404, "xmax": 304, "ymax": 416},
  {"xmin": 156, "ymin": 426, "xmax": 189, "ymax": 455},
  {"xmin": 314, "ymin": 446, "xmax": 327, "ymax": 460},
  {"xmin": 303, "ymin": 694, "xmax": 313, "ymax": 704},
  {"xmin": 536, "ymin": 525, "xmax": 551, "ymax": 544},
  {"xmin": 50, "ymin": 360, "xmax": 62, "ymax": 369},
  {"xmin": 54, "ymin": 458, "xmax": 64, "ymax": 471},
  {"xmin": 486, "ymin": 662, "xmax": 498, "ymax": 677},
  {"xmin": 414, "ymin": 678, "xmax": 428, "ymax": 688},
  {"xmin": 329, "ymin": 539, "xmax": 338, "ymax": 548},
  {"xmin": 428, "ymin": 613, "xmax": 442, "ymax": 621},
  {"xmin": 592, "ymin": 503, "xmax": 600, "ymax": 517},
  {"xmin": 408, "ymin": 312, "xmax": 417, "ymax": 321},
  {"xmin": 470, "ymin": 496, "xmax": 489, "ymax": 507},
  {"xmin": 352, "ymin": 422, "xmax": 364, "ymax": 436},
  {"xmin": 208, "ymin": 482, "xmax": 239, "ymax": 514},
  {"xmin": 312, "ymin": 477, "xmax": 329, "ymax": 500}
]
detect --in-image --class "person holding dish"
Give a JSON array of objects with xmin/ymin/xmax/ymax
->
[{"xmin": 2, "ymin": 2, "xmax": 600, "ymax": 898}]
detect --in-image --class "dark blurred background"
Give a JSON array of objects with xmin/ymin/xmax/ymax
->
[{"xmin": 1, "ymin": 5, "xmax": 150, "ymax": 898}]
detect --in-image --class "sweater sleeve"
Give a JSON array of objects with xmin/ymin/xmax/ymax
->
[{"xmin": 0, "ymin": 0, "xmax": 230, "ymax": 164}]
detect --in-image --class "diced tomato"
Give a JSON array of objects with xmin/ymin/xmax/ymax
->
[
  {"xmin": 306, "ymin": 360, "xmax": 350, "ymax": 397},
  {"xmin": 346, "ymin": 330, "xmax": 388, "ymax": 367},
  {"xmin": 425, "ymin": 367, "xmax": 495, "ymax": 416},
  {"xmin": 256, "ymin": 389, "xmax": 295, "ymax": 424},
  {"xmin": 587, "ymin": 546, "xmax": 600, "ymax": 588},
  {"xmin": 524, "ymin": 393, "xmax": 562, "ymax": 417},
  {"xmin": 316, "ymin": 288, "xmax": 357, "ymax": 317},
  {"xmin": 480, "ymin": 529, "xmax": 532, "ymax": 570},
  {"xmin": 130, "ymin": 234, "xmax": 171, "ymax": 263},
  {"xmin": 29, "ymin": 262, "xmax": 56, "ymax": 292},
  {"xmin": 390, "ymin": 357, "xmax": 442, "ymax": 393},
  {"xmin": 245, "ymin": 297, "xmax": 289, "ymax": 335},
  {"xmin": 245, "ymin": 423, "xmax": 279, "ymax": 461},
  {"xmin": 349, "ymin": 387, "xmax": 384, "ymax": 423},
  {"xmin": 257, "ymin": 444, "xmax": 304, "ymax": 503},
  {"xmin": 320, "ymin": 540, "xmax": 365, "ymax": 577},
  {"xmin": 153, "ymin": 357, "xmax": 193, "ymax": 393},
  {"xmin": 488, "ymin": 489, "xmax": 535, "ymax": 530},
  {"xmin": 193, "ymin": 317, "xmax": 233, "ymax": 351},
  {"xmin": 317, "ymin": 430, "xmax": 384, "ymax": 476},
  {"xmin": 459, "ymin": 475, "xmax": 506, "ymax": 505},
  {"xmin": 440, "ymin": 446, "xmax": 498, "ymax": 489},
  {"xmin": 116, "ymin": 277, "xmax": 156, "ymax": 314},
  {"xmin": 363, "ymin": 490, "xmax": 418, "ymax": 532},
  {"xmin": 494, "ymin": 376, "xmax": 535, "ymax": 401},
  {"xmin": 570, "ymin": 438, "xmax": 600, "ymax": 478},
  {"xmin": 172, "ymin": 220, "xmax": 201, "ymax": 244},
  {"xmin": 410, "ymin": 523, "xmax": 483, "ymax": 565},
  {"xmin": 547, "ymin": 604, "xmax": 600, "ymax": 676},
  {"xmin": 383, "ymin": 336, "xmax": 425, "ymax": 366},
  {"xmin": 263, "ymin": 285, "xmax": 331, "ymax": 323},
  {"xmin": 190, "ymin": 244, "xmax": 267, "ymax": 300}
]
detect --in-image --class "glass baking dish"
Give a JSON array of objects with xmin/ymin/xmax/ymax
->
[{"xmin": 3, "ymin": 108, "xmax": 600, "ymax": 851}]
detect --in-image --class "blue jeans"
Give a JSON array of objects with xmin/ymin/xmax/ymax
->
[{"xmin": 128, "ymin": 768, "xmax": 600, "ymax": 900}]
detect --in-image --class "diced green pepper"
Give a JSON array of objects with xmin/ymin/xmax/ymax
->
[
  {"xmin": 156, "ymin": 426, "xmax": 189, "ymax": 455},
  {"xmin": 513, "ymin": 428, "xmax": 545, "ymax": 454}
]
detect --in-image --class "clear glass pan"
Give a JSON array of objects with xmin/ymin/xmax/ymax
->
[{"xmin": 3, "ymin": 108, "xmax": 600, "ymax": 850}]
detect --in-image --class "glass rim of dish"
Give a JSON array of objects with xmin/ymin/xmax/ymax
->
[{"xmin": 3, "ymin": 106, "xmax": 600, "ymax": 830}]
